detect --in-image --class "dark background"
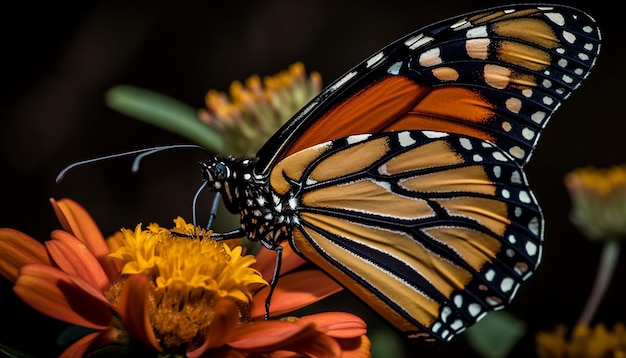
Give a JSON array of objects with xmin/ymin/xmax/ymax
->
[{"xmin": 1, "ymin": 1, "xmax": 622, "ymax": 356}]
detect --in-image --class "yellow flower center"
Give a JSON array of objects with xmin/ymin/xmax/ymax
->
[{"xmin": 107, "ymin": 217, "xmax": 268, "ymax": 352}]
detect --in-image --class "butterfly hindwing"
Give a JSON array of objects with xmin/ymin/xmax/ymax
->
[
  {"xmin": 256, "ymin": 4, "xmax": 600, "ymax": 174},
  {"xmin": 270, "ymin": 130, "xmax": 543, "ymax": 341}
]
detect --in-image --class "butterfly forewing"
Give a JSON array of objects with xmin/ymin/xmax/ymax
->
[
  {"xmin": 271, "ymin": 131, "xmax": 543, "ymax": 341},
  {"xmin": 256, "ymin": 4, "xmax": 600, "ymax": 174}
]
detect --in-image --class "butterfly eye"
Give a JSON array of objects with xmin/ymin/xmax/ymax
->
[
  {"xmin": 213, "ymin": 162, "xmax": 230, "ymax": 180},
  {"xmin": 199, "ymin": 160, "xmax": 231, "ymax": 182}
]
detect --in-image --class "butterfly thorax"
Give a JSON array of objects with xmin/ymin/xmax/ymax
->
[{"xmin": 199, "ymin": 156, "xmax": 294, "ymax": 248}]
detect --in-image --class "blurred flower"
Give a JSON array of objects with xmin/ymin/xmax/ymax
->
[
  {"xmin": 536, "ymin": 323, "xmax": 626, "ymax": 358},
  {"xmin": 198, "ymin": 62, "xmax": 322, "ymax": 156},
  {"xmin": 536, "ymin": 165, "xmax": 626, "ymax": 357},
  {"xmin": 564, "ymin": 165, "xmax": 625, "ymax": 327},
  {"xmin": 0, "ymin": 198, "xmax": 365, "ymax": 357},
  {"xmin": 564, "ymin": 164, "xmax": 626, "ymax": 241}
]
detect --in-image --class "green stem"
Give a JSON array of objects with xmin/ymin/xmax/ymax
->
[{"xmin": 578, "ymin": 240, "xmax": 621, "ymax": 326}]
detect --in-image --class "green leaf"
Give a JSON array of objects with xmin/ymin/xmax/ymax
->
[
  {"xmin": 57, "ymin": 325, "xmax": 96, "ymax": 346},
  {"xmin": 370, "ymin": 327, "xmax": 405, "ymax": 358},
  {"xmin": 106, "ymin": 85, "xmax": 224, "ymax": 153},
  {"xmin": 464, "ymin": 310, "xmax": 527, "ymax": 358},
  {"xmin": 0, "ymin": 342, "xmax": 35, "ymax": 358}
]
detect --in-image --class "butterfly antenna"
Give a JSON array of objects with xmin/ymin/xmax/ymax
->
[
  {"xmin": 130, "ymin": 144, "xmax": 208, "ymax": 172},
  {"xmin": 56, "ymin": 144, "xmax": 209, "ymax": 184}
]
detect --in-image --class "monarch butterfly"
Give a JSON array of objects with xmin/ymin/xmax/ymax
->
[
  {"xmin": 59, "ymin": 4, "xmax": 601, "ymax": 343},
  {"xmin": 196, "ymin": 4, "xmax": 601, "ymax": 342}
]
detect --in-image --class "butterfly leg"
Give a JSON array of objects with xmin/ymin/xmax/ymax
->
[
  {"xmin": 264, "ymin": 244, "xmax": 283, "ymax": 320},
  {"xmin": 211, "ymin": 229, "xmax": 246, "ymax": 241},
  {"xmin": 205, "ymin": 192, "xmax": 222, "ymax": 230}
]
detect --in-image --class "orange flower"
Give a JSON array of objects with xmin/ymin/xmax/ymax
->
[
  {"xmin": 0, "ymin": 199, "xmax": 129, "ymax": 356},
  {"xmin": 0, "ymin": 198, "xmax": 368, "ymax": 357}
]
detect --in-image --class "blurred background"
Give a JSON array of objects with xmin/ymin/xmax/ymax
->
[{"xmin": 0, "ymin": 0, "xmax": 622, "ymax": 356}]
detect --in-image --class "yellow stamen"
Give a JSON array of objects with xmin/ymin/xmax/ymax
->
[{"xmin": 110, "ymin": 217, "xmax": 267, "ymax": 302}]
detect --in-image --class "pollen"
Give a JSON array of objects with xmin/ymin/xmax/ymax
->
[{"xmin": 151, "ymin": 285, "xmax": 217, "ymax": 352}]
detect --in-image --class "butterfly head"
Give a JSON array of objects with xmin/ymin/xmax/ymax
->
[
  {"xmin": 199, "ymin": 156, "xmax": 258, "ymax": 213},
  {"xmin": 200, "ymin": 157, "xmax": 232, "ymax": 184}
]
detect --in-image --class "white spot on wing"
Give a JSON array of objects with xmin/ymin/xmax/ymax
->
[
  {"xmin": 459, "ymin": 138, "xmax": 473, "ymax": 150},
  {"xmin": 422, "ymin": 131, "xmax": 449, "ymax": 138},
  {"xmin": 543, "ymin": 96, "xmax": 554, "ymax": 106},
  {"xmin": 398, "ymin": 132, "xmax": 416, "ymax": 147},
  {"xmin": 366, "ymin": 52, "xmax": 385, "ymax": 68},
  {"xmin": 492, "ymin": 152, "xmax": 508, "ymax": 162},
  {"xmin": 519, "ymin": 190, "xmax": 531, "ymax": 203},
  {"xmin": 511, "ymin": 171, "xmax": 522, "ymax": 184},
  {"xmin": 451, "ymin": 320, "xmax": 464, "ymax": 330},
  {"xmin": 387, "ymin": 61, "xmax": 402, "ymax": 75},
  {"xmin": 545, "ymin": 13, "xmax": 565, "ymax": 26},
  {"xmin": 454, "ymin": 294, "xmax": 463, "ymax": 307},
  {"xmin": 466, "ymin": 25, "xmax": 488, "ymax": 38},
  {"xmin": 450, "ymin": 19, "xmax": 470, "ymax": 30},
  {"xmin": 468, "ymin": 303, "xmax": 482, "ymax": 317},
  {"xmin": 493, "ymin": 166, "xmax": 501, "ymax": 178},
  {"xmin": 509, "ymin": 146, "xmax": 526, "ymax": 160},
  {"xmin": 485, "ymin": 269, "xmax": 495, "ymax": 281},
  {"xmin": 526, "ymin": 241, "xmax": 538, "ymax": 256},
  {"xmin": 405, "ymin": 34, "xmax": 434, "ymax": 50},
  {"xmin": 346, "ymin": 134, "xmax": 371, "ymax": 144},
  {"xmin": 501, "ymin": 277, "xmax": 514, "ymax": 292},
  {"xmin": 522, "ymin": 127, "xmax": 536, "ymax": 140},
  {"xmin": 330, "ymin": 71, "xmax": 358, "ymax": 92},
  {"xmin": 563, "ymin": 31, "xmax": 576, "ymax": 44},
  {"xmin": 529, "ymin": 216, "xmax": 540, "ymax": 236},
  {"xmin": 531, "ymin": 111, "xmax": 546, "ymax": 124}
]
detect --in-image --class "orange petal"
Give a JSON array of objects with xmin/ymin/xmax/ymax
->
[
  {"xmin": 117, "ymin": 274, "xmax": 161, "ymax": 352},
  {"xmin": 0, "ymin": 228, "xmax": 51, "ymax": 282},
  {"xmin": 13, "ymin": 263, "xmax": 111, "ymax": 329},
  {"xmin": 297, "ymin": 312, "xmax": 367, "ymax": 338},
  {"xmin": 187, "ymin": 298, "xmax": 240, "ymax": 357},
  {"xmin": 50, "ymin": 198, "xmax": 119, "ymax": 280},
  {"xmin": 47, "ymin": 230, "xmax": 110, "ymax": 293},
  {"xmin": 229, "ymin": 320, "xmax": 340, "ymax": 357},
  {"xmin": 229, "ymin": 320, "xmax": 306, "ymax": 348},
  {"xmin": 253, "ymin": 243, "xmax": 307, "ymax": 280},
  {"xmin": 59, "ymin": 327, "xmax": 122, "ymax": 358},
  {"xmin": 250, "ymin": 270, "xmax": 342, "ymax": 319}
]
